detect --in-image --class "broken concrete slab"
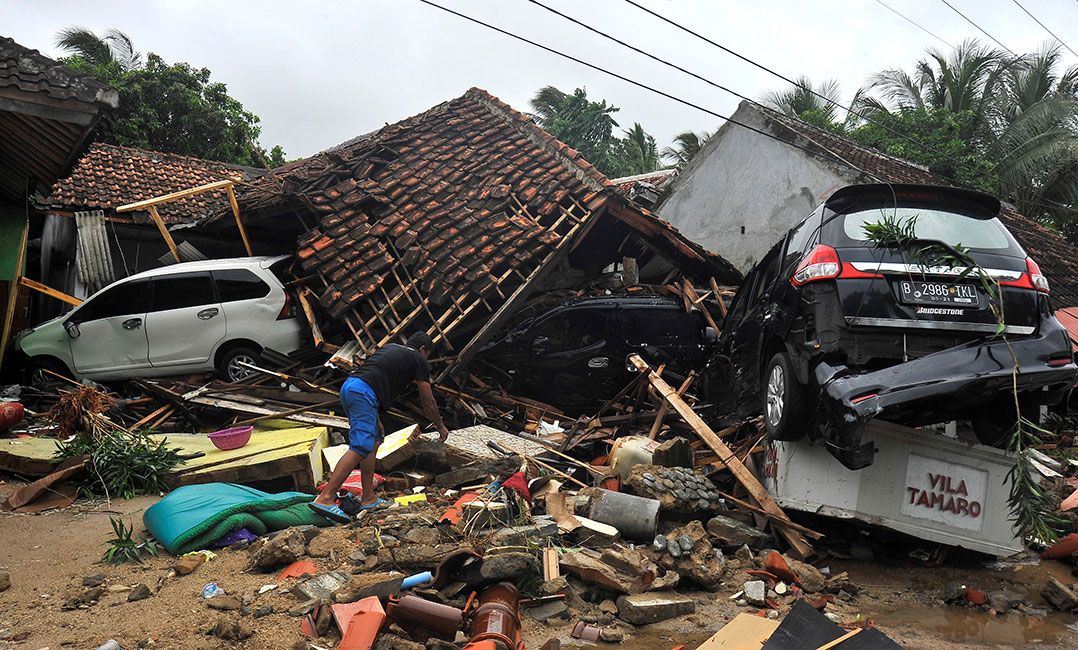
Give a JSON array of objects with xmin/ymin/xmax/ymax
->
[
  {"xmin": 489, "ymin": 517, "xmax": 558, "ymax": 546},
  {"xmin": 291, "ymin": 571, "xmax": 350, "ymax": 602},
  {"xmin": 249, "ymin": 527, "xmax": 307, "ymax": 571},
  {"xmin": 332, "ymin": 571, "xmax": 405, "ymax": 603},
  {"xmin": 527, "ymin": 599, "xmax": 569, "ymax": 622},
  {"xmin": 559, "ymin": 549, "xmax": 652, "ymax": 595},
  {"xmin": 706, "ymin": 515, "xmax": 770, "ymax": 548},
  {"xmin": 615, "ymin": 593, "xmax": 695, "ymax": 625},
  {"xmin": 743, "ymin": 580, "xmax": 767, "ymax": 607}
]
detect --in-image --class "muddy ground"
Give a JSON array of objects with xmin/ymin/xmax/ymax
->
[{"xmin": 1, "ymin": 482, "xmax": 1076, "ymax": 650}]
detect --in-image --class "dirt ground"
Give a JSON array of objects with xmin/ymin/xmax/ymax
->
[{"xmin": 1, "ymin": 482, "xmax": 1076, "ymax": 650}]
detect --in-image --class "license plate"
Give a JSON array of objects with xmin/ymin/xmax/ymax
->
[{"xmin": 898, "ymin": 280, "xmax": 978, "ymax": 307}]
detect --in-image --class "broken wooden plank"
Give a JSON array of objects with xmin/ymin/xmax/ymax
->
[
  {"xmin": 184, "ymin": 392, "xmax": 349, "ymax": 429},
  {"xmin": 297, "ymin": 288, "xmax": 325, "ymax": 349},
  {"xmin": 709, "ymin": 277, "xmax": 728, "ymax": 320},
  {"xmin": 648, "ymin": 371, "xmax": 695, "ymax": 440},
  {"xmin": 628, "ymin": 353, "xmax": 815, "ymax": 559},
  {"xmin": 225, "ymin": 184, "xmax": 253, "ymax": 256},
  {"xmin": 682, "ymin": 279, "xmax": 722, "ymax": 335},
  {"xmin": 542, "ymin": 547, "xmax": 560, "ymax": 581},
  {"xmin": 18, "ymin": 277, "xmax": 82, "ymax": 306}
]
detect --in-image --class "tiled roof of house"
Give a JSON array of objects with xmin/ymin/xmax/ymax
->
[
  {"xmin": 612, "ymin": 169, "xmax": 677, "ymax": 194},
  {"xmin": 762, "ymin": 108, "xmax": 1078, "ymax": 307},
  {"xmin": 243, "ymin": 87, "xmax": 733, "ymax": 319},
  {"xmin": 0, "ymin": 36, "xmax": 117, "ymax": 107},
  {"xmin": 49, "ymin": 143, "xmax": 264, "ymax": 224}
]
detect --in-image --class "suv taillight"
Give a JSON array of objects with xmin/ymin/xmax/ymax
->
[
  {"xmin": 999, "ymin": 257, "xmax": 1050, "ymax": 294},
  {"xmin": 791, "ymin": 244, "xmax": 841, "ymax": 286},
  {"xmin": 277, "ymin": 291, "xmax": 297, "ymax": 320}
]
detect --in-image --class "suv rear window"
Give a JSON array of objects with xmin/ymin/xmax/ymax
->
[
  {"xmin": 213, "ymin": 269, "xmax": 271, "ymax": 302},
  {"xmin": 839, "ymin": 207, "xmax": 1017, "ymax": 252}
]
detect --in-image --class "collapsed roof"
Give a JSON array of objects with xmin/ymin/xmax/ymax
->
[
  {"xmin": 215, "ymin": 87, "xmax": 739, "ymax": 364},
  {"xmin": 0, "ymin": 36, "xmax": 118, "ymax": 202}
]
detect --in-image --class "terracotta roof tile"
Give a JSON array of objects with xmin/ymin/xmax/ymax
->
[{"xmin": 48, "ymin": 143, "xmax": 264, "ymax": 224}]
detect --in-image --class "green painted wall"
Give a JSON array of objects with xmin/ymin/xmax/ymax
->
[{"xmin": 0, "ymin": 205, "xmax": 27, "ymax": 281}]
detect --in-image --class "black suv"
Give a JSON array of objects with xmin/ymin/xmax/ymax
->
[
  {"xmin": 475, "ymin": 295, "xmax": 716, "ymax": 410},
  {"xmin": 715, "ymin": 184, "xmax": 1076, "ymax": 469}
]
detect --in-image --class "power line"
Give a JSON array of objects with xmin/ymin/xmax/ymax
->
[
  {"xmin": 1010, "ymin": 0, "xmax": 1078, "ymax": 59},
  {"xmin": 937, "ymin": 0, "xmax": 1016, "ymax": 55},
  {"xmin": 619, "ymin": 0, "xmax": 1073, "ymax": 215},
  {"xmin": 531, "ymin": 0, "xmax": 961, "ymax": 173},
  {"xmin": 874, "ymin": 0, "xmax": 957, "ymax": 49},
  {"xmin": 413, "ymin": 0, "xmax": 869, "ymax": 175}
]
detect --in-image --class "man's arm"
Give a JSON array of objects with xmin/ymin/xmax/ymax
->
[{"xmin": 416, "ymin": 381, "xmax": 450, "ymax": 442}]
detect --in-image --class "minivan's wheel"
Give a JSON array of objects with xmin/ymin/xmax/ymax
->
[
  {"xmin": 24, "ymin": 357, "xmax": 71, "ymax": 389},
  {"xmin": 971, "ymin": 398, "xmax": 1040, "ymax": 447},
  {"xmin": 217, "ymin": 346, "xmax": 261, "ymax": 382},
  {"xmin": 763, "ymin": 352, "xmax": 808, "ymax": 441}
]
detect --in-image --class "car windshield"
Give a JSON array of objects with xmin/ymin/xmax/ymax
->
[{"xmin": 841, "ymin": 207, "xmax": 1015, "ymax": 251}]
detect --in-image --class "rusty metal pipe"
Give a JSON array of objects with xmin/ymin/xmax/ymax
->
[{"xmin": 466, "ymin": 582, "xmax": 523, "ymax": 650}]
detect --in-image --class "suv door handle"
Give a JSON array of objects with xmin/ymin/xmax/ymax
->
[
  {"xmin": 121, "ymin": 318, "xmax": 142, "ymax": 330},
  {"xmin": 197, "ymin": 308, "xmax": 220, "ymax": 320}
]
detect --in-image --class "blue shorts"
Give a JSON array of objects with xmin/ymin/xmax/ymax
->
[{"xmin": 340, "ymin": 376, "xmax": 381, "ymax": 457}]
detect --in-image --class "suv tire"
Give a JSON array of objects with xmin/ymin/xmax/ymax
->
[
  {"xmin": 217, "ymin": 345, "xmax": 262, "ymax": 382},
  {"xmin": 24, "ymin": 357, "xmax": 71, "ymax": 389},
  {"xmin": 763, "ymin": 352, "xmax": 808, "ymax": 441}
]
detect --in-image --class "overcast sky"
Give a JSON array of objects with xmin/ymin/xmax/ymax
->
[{"xmin": 7, "ymin": 0, "xmax": 1078, "ymax": 161}]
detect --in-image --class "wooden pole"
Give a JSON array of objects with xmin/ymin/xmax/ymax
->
[
  {"xmin": 226, "ymin": 184, "xmax": 253, "ymax": 256},
  {"xmin": 709, "ymin": 277, "xmax": 728, "ymax": 320},
  {"xmin": 648, "ymin": 371, "xmax": 695, "ymax": 440},
  {"xmin": 146, "ymin": 205, "xmax": 180, "ymax": 262},
  {"xmin": 628, "ymin": 353, "xmax": 815, "ymax": 559}
]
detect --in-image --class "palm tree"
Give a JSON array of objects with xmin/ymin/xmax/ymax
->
[
  {"xmin": 618, "ymin": 123, "xmax": 660, "ymax": 174},
  {"xmin": 55, "ymin": 27, "xmax": 142, "ymax": 71},
  {"xmin": 762, "ymin": 76, "xmax": 843, "ymax": 121},
  {"xmin": 867, "ymin": 39, "xmax": 1009, "ymax": 139},
  {"xmin": 661, "ymin": 130, "xmax": 712, "ymax": 168}
]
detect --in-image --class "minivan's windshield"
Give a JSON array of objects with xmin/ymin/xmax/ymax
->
[{"xmin": 841, "ymin": 207, "xmax": 1015, "ymax": 251}]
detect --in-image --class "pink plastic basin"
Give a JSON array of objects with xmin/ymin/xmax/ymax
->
[{"xmin": 207, "ymin": 425, "xmax": 253, "ymax": 451}]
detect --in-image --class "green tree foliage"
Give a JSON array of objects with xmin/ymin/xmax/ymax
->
[
  {"xmin": 530, "ymin": 86, "xmax": 661, "ymax": 177},
  {"xmin": 760, "ymin": 40, "xmax": 1078, "ymax": 241},
  {"xmin": 57, "ymin": 28, "xmax": 284, "ymax": 167},
  {"xmin": 848, "ymin": 108, "xmax": 997, "ymax": 192}
]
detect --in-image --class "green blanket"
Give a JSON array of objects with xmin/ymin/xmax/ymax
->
[{"xmin": 144, "ymin": 483, "xmax": 329, "ymax": 555}]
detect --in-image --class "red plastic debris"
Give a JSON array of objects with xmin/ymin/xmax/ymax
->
[
  {"xmin": 440, "ymin": 492, "xmax": 480, "ymax": 525},
  {"xmin": 1041, "ymin": 533, "xmax": 1078, "ymax": 560},
  {"xmin": 278, "ymin": 560, "xmax": 318, "ymax": 580},
  {"xmin": 501, "ymin": 471, "xmax": 531, "ymax": 500},
  {"xmin": 964, "ymin": 587, "xmax": 988, "ymax": 605},
  {"xmin": 317, "ymin": 470, "xmax": 385, "ymax": 498}
]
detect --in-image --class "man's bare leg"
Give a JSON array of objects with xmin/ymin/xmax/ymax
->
[
  {"xmin": 313, "ymin": 449, "xmax": 363, "ymax": 506},
  {"xmin": 359, "ymin": 439, "xmax": 381, "ymax": 506}
]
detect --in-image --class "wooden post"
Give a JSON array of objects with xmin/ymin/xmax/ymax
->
[
  {"xmin": 709, "ymin": 277, "xmax": 728, "ymax": 319},
  {"xmin": 297, "ymin": 288, "xmax": 325, "ymax": 348},
  {"xmin": 226, "ymin": 184, "xmax": 253, "ymax": 256},
  {"xmin": 622, "ymin": 256, "xmax": 639, "ymax": 286},
  {"xmin": 682, "ymin": 279, "xmax": 722, "ymax": 334},
  {"xmin": 648, "ymin": 371, "xmax": 695, "ymax": 440},
  {"xmin": 146, "ymin": 204, "xmax": 180, "ymax": 262},
  {"xmin": 628, "ymin": 353, "xmax": 815, "ymax": 559},
  {"xmin": 0, "ymin": 217, "xmax": 29, "ymax": 368}
]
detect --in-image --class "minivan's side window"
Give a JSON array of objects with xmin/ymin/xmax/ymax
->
[
  {"xmin": 531, "ymin": 310, "xmax": 607, "ymax": 354},
  {"xmin": 73, "ymin": 279, "xmax": 152, "ymax": 322},
  {"xmin": 213, "ymin": 269, "xmax": 271, "ymax": 302},
  {"xmin": 151, "ymin": 272, "xmax": 215, "ymax": 312},
  {"xmin": 621, "ymin": 309, "xmax": 698, "ymax": 346}
]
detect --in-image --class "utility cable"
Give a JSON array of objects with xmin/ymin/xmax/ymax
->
[
  {"xmin": 874, "ymin": 0, "xmax": 957, "ymax": 49},
  {"xmin": 937, "ymin": 0, "xmax": 1016, "ymax": 55},
  {"xmin": 1010, "ymin": 0, "xmax": 1078, "ymax": 59},
  {"xmin": 414, "ymin": 0, "xmax": 868, "ymax": 173}
]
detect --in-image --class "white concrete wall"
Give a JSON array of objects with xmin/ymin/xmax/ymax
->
[{"xmin": 657, "ymin": 103, "xmax": 856, "ymax": 273}]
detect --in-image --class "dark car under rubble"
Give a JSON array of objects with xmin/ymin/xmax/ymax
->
[{"xmin": 714, "ymin": 183, "xmax": 1077, "ymax": 469}]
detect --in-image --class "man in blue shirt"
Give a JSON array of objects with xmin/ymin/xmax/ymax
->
[{"xmin": 310, "ymin": 332, "xmax": 450, "ymax": 523}]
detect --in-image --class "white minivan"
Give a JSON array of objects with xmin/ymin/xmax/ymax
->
[{"xmin": 16, "ymin": 256, "xmax": 306, "ymax": 383}]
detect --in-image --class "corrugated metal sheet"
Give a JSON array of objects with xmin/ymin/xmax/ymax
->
[
  {"xmin": 74, "ymin": 210, "xmax": 114, "ymax": 293},
  {"xmin": 157, "ymin": 241, "xmax": 207, "ymax": 266}
]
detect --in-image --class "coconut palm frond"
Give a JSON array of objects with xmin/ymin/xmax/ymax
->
[
  {"xmin": 529, "ymin": 85, "xmax": 568, "ymax": 125},
  {"xmin": 55, "ymin": 26, "xmax": 113, "ymax": 66},
  {"xmin": 103, "ymin": 28, "xmax": 141, "ymax": 70}
]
